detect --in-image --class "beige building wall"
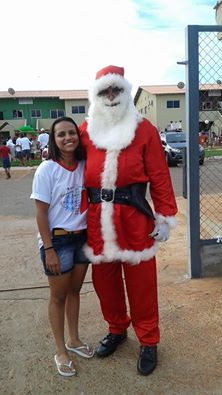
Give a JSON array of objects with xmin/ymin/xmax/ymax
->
[
  {"xmin": 0, "ymin": 119, "xmax": 25, "ymax": 130},
  {"xmin": 65, "ymin": 99, "xmax": 89, "ymax": 126},
  {"xmin": 156, "ymin": 94, "xmax": 186, "ymax": 131},
  {"xmin": 36, "ymin": 119, "xmax": 55, "ymax": 131},
  {"xmin": 0, "ymin": 119, "xmax": 27, "ymax": 138},
  {"xmin": 136, "ymin": 90, "xmax": 157, "ymax": 126},
  {"xmin": 135, "ymin": 89, "xmax": 186, "ymax": 131}
]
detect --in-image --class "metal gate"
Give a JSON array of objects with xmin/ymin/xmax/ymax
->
[{"xmin": 186, "ymin": 25, "xmax": 222, "ymax": 278}]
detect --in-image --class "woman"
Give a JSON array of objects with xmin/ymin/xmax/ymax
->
[{"xmin": 31, "ymin": 116, "xmax": 94, "ymax": 377}]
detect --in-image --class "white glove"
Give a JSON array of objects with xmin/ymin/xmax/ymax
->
[{"xmin": 149, "ymin": 223, "xmax": 170, "ymax": 242}]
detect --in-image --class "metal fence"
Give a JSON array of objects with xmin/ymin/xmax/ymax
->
[{"xmin": 186, "ymin": 25, "xmax": 222, "ymax": 278}]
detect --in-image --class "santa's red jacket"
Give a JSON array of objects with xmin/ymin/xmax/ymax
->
[{"xmin": 80, "ymin": 118, "xmax": 177, "ymax": 265}]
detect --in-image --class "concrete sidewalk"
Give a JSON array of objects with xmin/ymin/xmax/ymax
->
[{"xmin": 0, "ymin": 197, "xmax": 222, "ymax": 395}]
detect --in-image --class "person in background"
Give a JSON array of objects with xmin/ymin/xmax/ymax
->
[
  {"xmin": 80, "ymin": 65, "xmax": 177, "ymax": 376},
  {"xmin": 37, "ymin": 128, "xmax": 49, "ymax": 154},
  {"xmin": 15, "ymin": 133, "xmax": 23, "ymax": 165},
  {"xmin": 29, "ymin": 136, "xmax": 38, "ymax": 160},
  {"xmin": 20, "ymin": 133, "xmax": 31, "ymax": 165},
  {"xmin": 6, "ymin": 136, "xmax": 16, "ymax": 160},
  {"xmin": 41, "ymin": 144, "xmax": 49, "ymax": 161},
  {"xmin": 30, "ymin": 116, "xmax": 94, "ymax": 377},
  {"xmin": 0, "ymin": 140, "xmax": 11, "ymax": 179}
]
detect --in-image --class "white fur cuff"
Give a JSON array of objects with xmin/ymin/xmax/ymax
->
[{"xmin": 155, "ymin": 213, "xmax": 177, "ymax": 229}]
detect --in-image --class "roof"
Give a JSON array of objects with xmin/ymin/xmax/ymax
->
[
  {"xmin": 134, "ymin": 85, "xmax": 185, "ymax": 104},
  {"xmin": 0, "ymin": 90, "xmax": 88, "ymax": 100},
  {"xmin": 140, "ymin": 85, "xmax": 186, "ymax": 95},
  {"xmin": 134, "ymin": 83, "xmax": 222, "ymax": 105}
]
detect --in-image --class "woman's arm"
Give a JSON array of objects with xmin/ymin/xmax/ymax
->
[{"xmin": 35, "ymin": 199, "xmax": 61, "ymax": 275}]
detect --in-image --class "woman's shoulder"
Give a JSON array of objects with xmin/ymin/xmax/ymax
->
[{"xmin": 35, "ymin": 159, "xmax": 56, "ymax": 174}]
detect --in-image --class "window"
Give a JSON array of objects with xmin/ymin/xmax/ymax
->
[
  {"xmin": 167, "ymin": 100, "xmax": 180, "ymax": 108},
  {"xmin": 12, "ymin": 110, "xmax": 23, "ymax": 118},
  {"xmin": 31, "ymin": 109, "xmax": 41, "ymax": 118},
  {"xmin": 79, "ymin": 106, "xmax": 85, "ymax": 113},
  {"xmin": 72, "ymin": 106, "xmax": 78, "ymax": 114},
  {"xmin": 72, "ymin": 105, "xmax": 85, "ymax": 114},
  {"xmin": 19, "ymin": 99, "xmax": 33, "ymax": 104},
  {"xmin": 202, "ymin": 102, "xmax": 212, "ymax": 110},
  {"xmin": 0, "ymin": 111, "xmax": 3, "ymax": 120},
  {"xmin": 217, "ymin": 101, "xmax": 222, "ymax": 110},
  {"xmin": 208, "ymin": 90, "xmax": 221, "ymax": 97},
  {"xmin": 50, "ymin": 109, "xmax": 65, "ymax": 118}
]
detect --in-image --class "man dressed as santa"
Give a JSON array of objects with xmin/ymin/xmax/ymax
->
[{"xmin": 80, "ymin": 65, "xmax": 177, "ymax": 375}]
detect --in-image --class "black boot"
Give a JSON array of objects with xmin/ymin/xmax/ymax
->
[
  {"xmin": 137, "ymin": 345, "xmax": 157, "ymax": 375},
  {"xmin": 96, "ymin": 332, "xmax": 127, "ymax": 357}
]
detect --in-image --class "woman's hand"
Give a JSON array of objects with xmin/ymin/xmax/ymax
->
[{"xmin": 45, "ymin": 248, "xmax": 61, "ymax": 275}]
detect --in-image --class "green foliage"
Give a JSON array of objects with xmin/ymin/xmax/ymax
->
[
  {"xmin": 0, "ymin": 159, "xmax": 42, "ymax": 167},
  {"xmin": 205, "ymin": 148, "xmax": 222, "ymax": 157}
]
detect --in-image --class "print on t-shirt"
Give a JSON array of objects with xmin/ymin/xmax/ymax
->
[{"xmin": 61, "ymin": 186, "xmax": 82, "ymax": 214}]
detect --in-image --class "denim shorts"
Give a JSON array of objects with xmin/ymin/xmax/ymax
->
[
  {"xmin": 40, "ymin": 230, "xmax": 90, "ymax": 276},
  {"xmin": 22, "ymin": 149, "xmax": 31, "ymax": 159},
  {"xmin": 3, "ymin": 158, "xmax": 10, "ymax": 169}
]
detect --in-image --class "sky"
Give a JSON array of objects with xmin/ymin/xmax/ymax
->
[{"xmin": 0, "ymin": 0, "xmax": 217, "ymax": 94}]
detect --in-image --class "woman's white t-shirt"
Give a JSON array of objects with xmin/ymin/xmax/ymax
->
[{"xmin": 30, "ymin": 159, "xmax": 87, "ymax": 248}]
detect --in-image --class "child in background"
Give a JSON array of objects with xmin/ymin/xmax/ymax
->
[{"xmin": 0, "ymin": 141, "xmax": 11, "ymax": 179}]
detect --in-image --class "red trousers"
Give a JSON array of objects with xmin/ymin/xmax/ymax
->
[{"xmin": 92, "ymin": 257, "xmax": 159, "ymax": 346}]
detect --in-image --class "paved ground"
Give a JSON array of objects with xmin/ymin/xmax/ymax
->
[{"xmin": 0, "ymin": 168, "xmax": 222, "ymax": 395}]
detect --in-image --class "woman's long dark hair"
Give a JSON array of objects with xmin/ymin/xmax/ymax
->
[{"xmin": 47, "ymin": 116, "xmax": 85, "ymax": 161}]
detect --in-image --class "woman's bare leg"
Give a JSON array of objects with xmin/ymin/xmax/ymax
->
[
  {"xmin": 65, "ymin": 264, "xmax": 88, "ymax": 347},
  {"xmin": 48, "ymin": 272, "xmax": 72, "ymax": 364}
]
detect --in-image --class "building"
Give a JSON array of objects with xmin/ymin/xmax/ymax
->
[
  {"xmin": 1, "ymin": 84, "xmax": 222, "ymax": 142},
  {"xmin": 0, "ymin": 89, "xmax": 88, "ymax": 140},
  {"xmin": 134, "ymin": 85, "xmax": 186, "ymax": 132},
  {"xmin": 134, "ymin": 84, "xmax": 222, "ymax": 135}
]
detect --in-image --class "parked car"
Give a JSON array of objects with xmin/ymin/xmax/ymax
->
[{"xmin": 160, "ymin": 131, "xmax": 205, "ymax": 166}]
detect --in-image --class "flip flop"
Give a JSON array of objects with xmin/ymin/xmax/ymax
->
[
  {"xmin": 65, "ymin": 343, "xmax": 94, "ymax": 358},
  {"xmin": 54, "ymin": 355, "xmax": 77, "ymax": 377}
]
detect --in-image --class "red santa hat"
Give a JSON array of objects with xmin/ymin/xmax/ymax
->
[
  {"xmin": 95, "ymin": 65, "xmax": 124, "ymax": 79},
  {"xmin": 89, "ymin": 65, "xmax": 132, "ymax": 101}
]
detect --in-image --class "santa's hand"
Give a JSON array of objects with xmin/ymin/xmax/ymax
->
[{"xmin": 149, "ymin": 223, "xmax": 170, "ymax": 242}]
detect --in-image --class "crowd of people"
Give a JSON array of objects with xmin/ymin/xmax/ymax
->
[
  {"xmin": 0, "ymin": 128, "xmax": 49, "ymax": 175},
  {"xmin": 30, "ymin": 65, "xmax": 177, "ymax": 378},
  {"xmin": 199, "ymin": 130, "xmax": 222, "ymax": 147}
]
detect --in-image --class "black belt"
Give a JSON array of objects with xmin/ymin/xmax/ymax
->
[
  {"xmin": 88, "ymin": 184, "xmax": 155, "ymax": 220},
  {"xmin": 88, "ymin": 187, "xmax": 131, "ymax": 204}
]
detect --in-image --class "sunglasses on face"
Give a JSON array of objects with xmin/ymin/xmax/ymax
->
[{"xmin": 97, "ymin": 86, "xmax": 124, "ymax": 97}]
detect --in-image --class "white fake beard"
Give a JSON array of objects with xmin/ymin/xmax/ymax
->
[
  {"xmin": 87, "ymin": 92, "xmax": 141, "ymax": 150},
  {"xmin": 90, "ymin": 90, "xmax": 130, "ymax": 125}
]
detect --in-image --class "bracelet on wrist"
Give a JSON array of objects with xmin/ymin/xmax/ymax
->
[{"xmin": 44, "ymin": 246, "xmax": 54, "ymax": 251}]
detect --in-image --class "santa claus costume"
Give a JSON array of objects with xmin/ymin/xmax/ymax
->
[{"xmin": 80, "ymin": 65, "xmax": 177, "ymax": 375}]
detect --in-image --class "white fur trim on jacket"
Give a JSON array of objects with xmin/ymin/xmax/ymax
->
[
  {"xmin": 84, "ymin": 242, "xmax": 159, "ymax": 265},
  {"xmin": 155, "ymin": 213, "xmax": 177, "ymax": 229},
  {"xmin": 84, "ymin": 148, "xmax": 160, "ymax": 264}
]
